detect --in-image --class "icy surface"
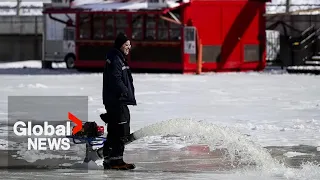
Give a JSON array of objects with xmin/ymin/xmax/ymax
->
[
  {"xmin": 0, "ymin": 61, "xmax": 320, "ymax": 179},
  {"xmin": 287, "ymin": 65, "xmax": 320, "ymax": 70}
]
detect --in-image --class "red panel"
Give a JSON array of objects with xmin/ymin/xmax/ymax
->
[
  {"xmin": 184, "ymin": 1, "xmax": 222, "ymax": 44},
  {"xmin": 75, "ymin": 60, "xmax": 105, "ymax": 68},
  {"xmin": 74, "ymin": 60, "xmax": 183, "ymax": 71},
  {"xmin": 241, "ymin": 4, "xmax": 259, "ymax": 44},
  {"xmin": 235, "ymin": 1, "xmax": 266, "ymax": 67},
  {"xmin": 258, "ymin": 2, "xmax": 267, "ymax": 70},
  {"xmin": 129, "ymin": 62, "xmax": 183, "ymax": 70},
  {"xmin": 182, "ymin": 1, "xmax": 222, "ymax": 72},
  {"xmin": 182, "ymin": 0, "xmax": 267, "ymax": 72},
  {"xmin": 187, "ymin": 2, "xmax": 222, "ymax": 45},
  {"xmin": 220, "ymin": 4, "xmax": 243, "ymax": 69}
]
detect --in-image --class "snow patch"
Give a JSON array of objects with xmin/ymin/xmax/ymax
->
[
  {"xmin": 18, "ymin": 83, "xmax": 48, "ymax": 88},
  {"xmin": 0, "ymin": 60, "xmax": 66, "ymax": 69},
  {"xmin": 16, "ymin": 149, "xmax": 83, "ymax": 163},
  {"xmin": 136, "ymin": 91, "xmax": 180, "ymax": 95},
  {"xmin": 284, "ymin": 151, "xmax": 310, "ymax": 158},
  {"xmin": 94, "ymin": 108, "xmax": 106, "ymax": 114},
  {"xmin": 0, "ymin": 139, "xmax": 18, "ymax": 151},
  {"xmin": 287, "ymin": 66, "xmax": 320, "ymax": 70},
  {"xmin": 0, "ymin": 139, "xmax": 8, "ymax": 150}
]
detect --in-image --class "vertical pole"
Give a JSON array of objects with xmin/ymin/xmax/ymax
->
[
  {"xmin": 83, "ymin": 143, "xmax": 90, "ymax": 163},
  {"xmin": 35, "ymin": 16, "xmax": 38, "ymax": 60},
  {"xmin": 285, "ymin": 0, "xmax": 290, "ymax": 13},
  {"xmin": 196, "ymin": 40, "xmax": 202, "ymax": 74},
  {"xmin": 16, "ymin": 0, "xmax": 21, "ymax": 16},
  {"xmin": 196, "ymin": 29, "xmax": 202, "ymax": 75}
]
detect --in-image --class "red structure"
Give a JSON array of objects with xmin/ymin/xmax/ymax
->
[{"xmin": 43, "ymin": 0, "xmax": 267, "ymax": 73}]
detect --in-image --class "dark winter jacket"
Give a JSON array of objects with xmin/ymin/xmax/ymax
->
[{"xmin": 102, "ymin": 48, "xmax": 137, "ymax": 106}]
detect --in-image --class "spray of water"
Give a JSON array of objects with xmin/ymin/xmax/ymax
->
[
  {"xmin": 131, "ymin": 119, "xmax": 320, "ymax": 179},
  {"xmin": 131, "ymin": 118, "xmax": 280, "ymax": 170}
]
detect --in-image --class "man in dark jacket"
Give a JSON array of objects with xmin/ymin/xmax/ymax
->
[{"xmin": 102, "ymin": 32, "xmax": 137, "ymax": 170}]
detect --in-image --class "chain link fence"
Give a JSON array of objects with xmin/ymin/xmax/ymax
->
[{"xmin": 266, "ymin": 30, "xmax": 280, "ymax": 63}]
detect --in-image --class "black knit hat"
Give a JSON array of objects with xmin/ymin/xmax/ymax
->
[{"xmin": 114, "ymin": 32, "xmax": 129, "ymax": 49}]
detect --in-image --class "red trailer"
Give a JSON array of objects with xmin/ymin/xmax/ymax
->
[{"xmin": 43, "ymin": 0, "xmax": 267, "ymax": 73}]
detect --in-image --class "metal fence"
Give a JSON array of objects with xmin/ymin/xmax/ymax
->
[{"xmin": 266, "ymin": 30, "xmax": 280, "ymax": 62}]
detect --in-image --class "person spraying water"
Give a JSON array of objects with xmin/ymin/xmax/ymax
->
[{"xmin": 101, "ymin": 32, "xmax": 137, "ymax": 170}]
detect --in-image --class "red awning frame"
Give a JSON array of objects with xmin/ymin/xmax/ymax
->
[
  {"xmin": 43, "ymin": 1, "xmax": 191, "ymax": 14},
  {"xmin": 160, "ymin": 2, "xmax": 191, "ymax": 26},
  {"xmin": 43, "ymin": 1, "xmax": 191, "ymax": 28}
]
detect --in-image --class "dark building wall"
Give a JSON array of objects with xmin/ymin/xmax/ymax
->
[
  {"xmin": 0, "ymin": 15, "xmax": 42, "ymax": 62},
  {"xmin": 0, "ymin": 35, "xmax": 42, "ymax": 62}
]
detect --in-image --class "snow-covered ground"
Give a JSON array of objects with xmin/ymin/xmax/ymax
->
[
  {"xmin": 0, "ymin": 0, "xmax": 319, "ymax": 15},
  {"xmin": 0, "ymin": 60, "xmax": 65, "ymax": 69},
  {"xmin": 0, "ymin": 60, "xmax": 319, "ymax": 179}
]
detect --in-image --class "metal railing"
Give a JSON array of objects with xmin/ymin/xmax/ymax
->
[{"xmin": 291, "ymin": 26, "xmax": 320, "ymax": 64}]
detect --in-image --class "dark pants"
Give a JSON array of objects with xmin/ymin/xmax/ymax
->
[{"xmin": 103, "ymin": 104, "xmax": 130, "ymax": 161}]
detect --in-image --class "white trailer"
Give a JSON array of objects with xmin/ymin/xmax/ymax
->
[{"xmin": 42, "ymin": 2, "xmax": 76, "ymax": 69}]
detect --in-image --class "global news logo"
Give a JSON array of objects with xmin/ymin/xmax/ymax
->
[{"xmin": 13, "ymin": 112, "xmax": 82, "ymax": 151}]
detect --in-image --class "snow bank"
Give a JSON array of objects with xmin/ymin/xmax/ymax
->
[
  {"xmin": 0, "ymin": 60, "xmax": 66, "ymax": 69},
  {"xmin": 0, "ymin": 60, "xmax": 42, "ymax": 69}
]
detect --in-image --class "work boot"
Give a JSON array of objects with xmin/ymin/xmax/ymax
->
[{"xmin": 103, "ymin": 159, "xmax": 135, "ymax": 170}]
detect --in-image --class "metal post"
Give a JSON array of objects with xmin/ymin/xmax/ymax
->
[
  {"xmin": 285, "ymin": 0, "xmax": 290, "ymax": 13},
  {"xmin": 196, "ymin": 39, "xmax": 202, "ymax": 75},
  {"xmin": 16, "ymin": 0, "xmax": 21, "ymax": 16},
  {"xmin": 196, "ymin": 30, "xmax": 202, "ymax": 75},
  {"xmin": 35, "ymin": 16, "xmax": 39, "ymax": 60}
]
